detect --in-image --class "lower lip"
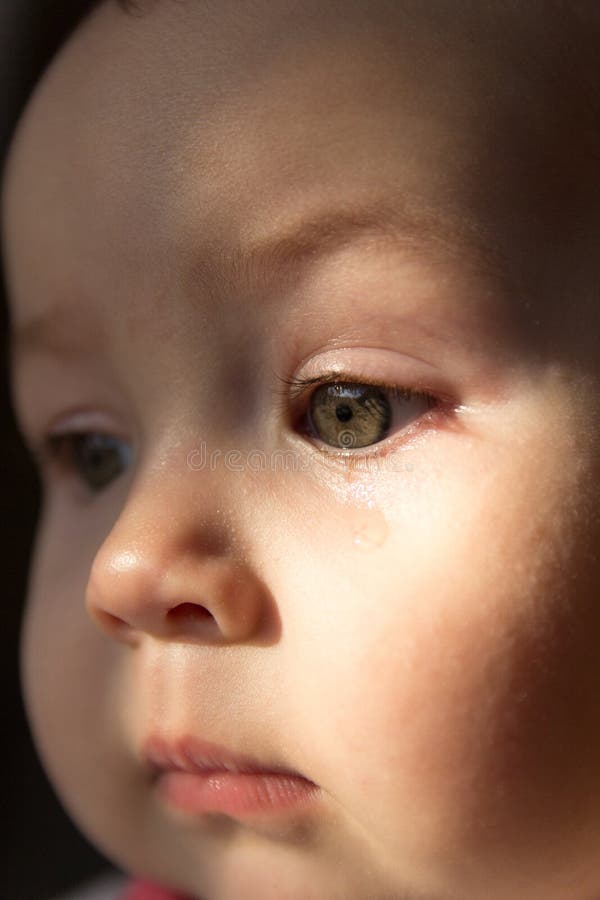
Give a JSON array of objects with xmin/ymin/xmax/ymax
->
[{"xmin": 158, "ymin": 770, "xmax": 320, "ymax": 819}]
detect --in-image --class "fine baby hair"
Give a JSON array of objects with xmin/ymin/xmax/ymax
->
[{"xmin": 1, "ymin": 1, "xmax": 600, "ymax": 899}]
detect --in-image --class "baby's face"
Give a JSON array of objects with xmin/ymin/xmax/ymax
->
[{"xmin": 3, "ymin": 1, "xmax": 600, "ymax": 898}]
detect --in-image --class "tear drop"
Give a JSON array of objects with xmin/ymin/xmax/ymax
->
[{"xmin": 351, "ymin": 507, "xmax": 388, "ymax": 551}]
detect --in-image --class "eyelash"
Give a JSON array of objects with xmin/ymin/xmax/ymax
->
[{"xmin": 275, "ymin": 371, "xmax": 433, "ymax": 403}]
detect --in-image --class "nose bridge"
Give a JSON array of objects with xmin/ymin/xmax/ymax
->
[
  {"xmin": 85, "ymin": 459, "xmax": 266, "ymax": 645},
  {"xmin": 93, "ymin": 453, "xmax": 231, "ymax": 570}
]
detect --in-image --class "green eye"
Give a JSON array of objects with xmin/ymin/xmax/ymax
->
[
  {"xmin": 45, "ymin": 432, "xmax": 132, "ymax": 492},
  {"xmin": 308, "ymin": 382, "xmax": 393, "ymax": 449},
  {"xmin": 298, "ymin": 378, "xmax": 436, "ymax": 451}
]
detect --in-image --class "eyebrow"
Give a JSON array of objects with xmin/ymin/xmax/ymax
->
[
  {"xmin": 11, "ymin": 199, "xmax": 504, "ymax": 363},
  {"xmin": 224, "ymin": 198, "xmax": 506, "ymax": 289},
  {"xmin": 10, "ymin": 303, "xmax": 105, "ymax": 368}
]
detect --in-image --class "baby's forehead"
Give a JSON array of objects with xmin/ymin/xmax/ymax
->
[
  {"xmin": 2, "ymin": 0, "xmax": 600, "ymax": 372},
  {"xmin": 5, "ymin": 1, "xmax": 596, "ymax": 220},
  {"xmin": 5, "ymin": 1, "xmax": 598, "ymax": 195},
  {"xmin": 8, "ymin": 0, "xmax": 600, "ymax": 143}
]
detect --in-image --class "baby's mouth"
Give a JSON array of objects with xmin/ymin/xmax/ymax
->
[{"xmin": 141, "ymin": 732, "xmax": 320, "ymax": 820}]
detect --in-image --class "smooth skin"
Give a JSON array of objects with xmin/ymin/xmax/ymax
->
[{"xmin": 2, "ymin": 1, "xmax": 600, "ymax": 898}]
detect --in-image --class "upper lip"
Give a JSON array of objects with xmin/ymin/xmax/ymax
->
[{"xmin": 142, "ymin": 733, "xmax": 308, "ymax": 780}]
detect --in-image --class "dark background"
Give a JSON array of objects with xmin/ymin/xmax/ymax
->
[{"xmin": 1, "ymin": 2, "xmax": 120, "ymax": 896}]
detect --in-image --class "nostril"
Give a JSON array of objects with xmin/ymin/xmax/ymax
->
[
  {"xmin": 102, "ymin": 611, "xmax": 128, "ymax": 628},
  {"xmin": 167, "ymin": 602, "xmax": 214, "ymax": 625},
  {"xmin": 92, "ymin": 609, "xmax": 135, "ymax": 643}
]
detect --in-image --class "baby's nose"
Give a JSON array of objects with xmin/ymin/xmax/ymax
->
[{"xmin": 85, "ymin": 491, "xmax": 266, "ymax": 646}]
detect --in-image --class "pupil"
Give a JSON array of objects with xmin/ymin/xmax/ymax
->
[
  {"xmin": 88, "ymin": 448, "xmax": 103, "ymax": 469},
  {"xmin": 335, "ymin": 404, "xmax": 353, "ymax": 422},
  {"xmin": 75, "ymin": 434, "xmax": 127, "ymax": 490},
  {"xmin": 308, "ymin": 381, "xmax": 393, "ymax": 450}
]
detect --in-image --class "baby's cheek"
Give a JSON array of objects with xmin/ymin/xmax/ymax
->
[
  {"xmin": 329, "ymin": 413, "xmax": 600, "ymax": 891},
  {"xmin": 20, "ymin": 509, "xmax": 136, "ymax": 837}
]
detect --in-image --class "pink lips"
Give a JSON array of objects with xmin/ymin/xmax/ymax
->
[{"xmin": 143, "ymin": 734, "xmax": 320, "ymax": 819}]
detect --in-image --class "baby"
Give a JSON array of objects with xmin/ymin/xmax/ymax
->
[{"xmin": 2, "ymin": 0, "xmax": 600, "ymax": 898}]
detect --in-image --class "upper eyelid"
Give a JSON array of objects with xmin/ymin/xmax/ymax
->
[
  {"xmin": 20, "ymin": 401, "xmax": 133, "ymax": 452},
  {"xmin": 272, "ymin": 370, "xmax": 441, "ymax": 410}
]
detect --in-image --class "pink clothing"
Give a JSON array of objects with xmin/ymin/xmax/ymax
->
[{"xmin": 119, "ymin": 879, "xmax": 192, "ymax": 900}]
